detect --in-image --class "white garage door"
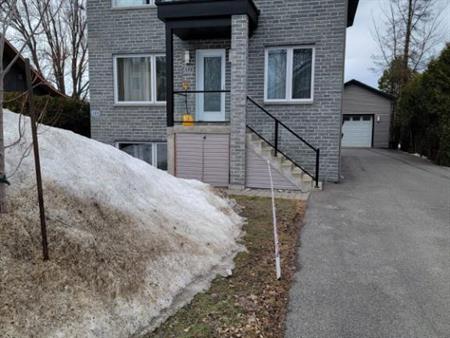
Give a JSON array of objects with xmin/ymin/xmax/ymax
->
[{"xmin": 342, "ymin": 115, "xmax": 373, "ymax": 148}]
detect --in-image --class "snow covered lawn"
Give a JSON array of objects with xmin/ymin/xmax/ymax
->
[{"xmin": 0, "ymin": 110, "xmax": 244, "ymax": 338}]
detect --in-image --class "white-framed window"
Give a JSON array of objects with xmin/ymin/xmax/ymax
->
[
  {"xmin": 264, "ymin": 46, "xmax": 315, "ymax": 103},
  {"xmin": 112, "ymin": 0, "xmax": 154, "ymax": 8},
  {"xmin": 117, "ymin": 142, "xmax": 168, "ymax": 170},
  {"xmin": 113, "ymin": 54, "xmax": 166, "ymax": 105}
]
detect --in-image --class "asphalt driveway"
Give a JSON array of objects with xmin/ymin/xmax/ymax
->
[{"xmin": 285, "ymin": 149, "xmax": 450, "ymax": 338}]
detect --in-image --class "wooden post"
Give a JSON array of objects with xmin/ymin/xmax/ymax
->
[{"xmin": 25, "ymin": 59, "xmax": 49, "ymax": 261}]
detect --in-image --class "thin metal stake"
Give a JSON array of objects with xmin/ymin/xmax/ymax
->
[
  {"xmin": 274, "ymin": 120, "xmax": 279, "ymax": 157},
  {"xmin": 25, "ymin": 59, "xmax": 49, "ymax": 261},
  {"xmin": 267, "ymin": 160, "xmax": 281, "ymax": 280}
]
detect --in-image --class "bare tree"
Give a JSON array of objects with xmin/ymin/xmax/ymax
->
[
  {"xmin": 7, "ymin": 0, "xmax": 88, "ymax": 98},
  {"xmin": 0, "ymin": 0, "xmax": 51, "ymax": 213},
  {"xmin": 40, "ymin": 0, "xmax": 69, "ymax": 95},
  {"xmin": 67, "ymin": 0, "xmax": 88, "ymax": 99},
  {"xmin": 7, "ymin": 1, "xmax": 45, "ymax": 78},
  {"xmin": 373, "ymin": 0, "xmax": 445, "ymax": 90}
]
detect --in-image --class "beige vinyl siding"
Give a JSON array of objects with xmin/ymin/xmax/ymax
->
[
  {"xmin": 343, "ymin": 84, "xmax": 393, "ymax": 148},
  {"xmin": 176, "ymin": 134, "xmax": 203, "ymax": 181},
  {"xmin": 175, "ymin": 133, "xmax": 230, "ymax": 186},
  {"xmin": 246, "ymin": 147, "xmax": 298, "ymax": 190}
]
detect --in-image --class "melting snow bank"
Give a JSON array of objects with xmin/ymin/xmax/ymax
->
[{"xmin": 0, "ymin": 110, "xmax": 244, "ymax": 338}]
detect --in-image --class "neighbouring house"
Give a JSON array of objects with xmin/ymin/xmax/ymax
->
[
  {"xmin": 87, "ymin": 0, "xmax": 359, "ymax": 190},
  {"xmin": 342, "ymin": 80, "xmax": 394, "ymax": 148},
  {"xmin": 2, "ymin": 38, "xmax": 63, "ymax": 97}
]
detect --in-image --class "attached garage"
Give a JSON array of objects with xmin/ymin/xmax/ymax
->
[{"xmin": 342, "ymin": 80, "xmax": 394, "ymax": 148}]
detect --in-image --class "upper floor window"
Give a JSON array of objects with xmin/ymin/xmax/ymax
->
[
  {"xmin": 112, "ymin": 0, "xmax": 153, "ymax": 8},
  {"xmin": 265, "ymin": 47, "xmax": 315, "ymax": 103},
  {"xmin": 114, "ymin": 54, "xmax": 166, "ymax": 105}
]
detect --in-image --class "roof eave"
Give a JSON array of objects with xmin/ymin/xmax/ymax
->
[
  {"xmin": 2, "ymin": 38, "xmax": 66, "ymax": 98},
  {"xmin": 156, "ymin": 0, "xmax": 259, "ymax": 39},
  {"xmin": 345, "ymin": 79, "xmax": 395, "ymax": 101},
  {"xmin": 347, "ymin": 0, "xmax": 359, "ymax": 27}
]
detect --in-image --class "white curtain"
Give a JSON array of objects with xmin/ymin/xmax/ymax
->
[
  {"xmin": 118, "ymin": 57, "xmax": 151, "ymax": 102},
  {"xmin": 267, "ymin": 50, "xmax": 287, "ymax": 99}
]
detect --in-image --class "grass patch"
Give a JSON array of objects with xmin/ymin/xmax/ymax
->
[{"xmin": 149, "ymin": 196, "xmax": 305, "ymax": 338}]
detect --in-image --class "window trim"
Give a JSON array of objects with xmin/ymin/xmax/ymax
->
[
  {"xmin": 113, "ymin": 54, "xmax": 166, "ymax": 106},
  {"xmin": 116, "ymin": 141, "xmax": 168, "ymax": 170},
  {"xmin": 111, "ymin": 0, "xmax": 155, "ymax": 9},
  {"xmin": 264, "ymin": 46, "xmax": 315, "ymax": 104}
]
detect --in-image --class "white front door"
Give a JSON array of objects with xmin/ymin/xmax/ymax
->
[{"xmin": 196, "ymin": 49, "xmax": 226, "ymax": 121}]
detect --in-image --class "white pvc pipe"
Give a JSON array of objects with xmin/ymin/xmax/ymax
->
[{"xmin": 267, "ymin": 160, "xmax": 281, "ymax": 280}]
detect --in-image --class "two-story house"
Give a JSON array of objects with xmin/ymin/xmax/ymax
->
[{"xmin": 87, "ymin": 0, "xmax": 359, "ymax": 191}]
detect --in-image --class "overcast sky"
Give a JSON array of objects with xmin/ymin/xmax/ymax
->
[{"xmin": 345, "ymin": 0, "xmax": 450, "ymax": 89}]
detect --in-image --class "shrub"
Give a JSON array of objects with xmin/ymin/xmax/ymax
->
[
  {"xmin": 3, "ymin": 92, "xmax": 90, "ymax": 138},
  {"xmin": 396, "ymin": 44, "xmax": 450, "ymax": 166},
  {"xmin": 421, "ymin": 45, "xmax": 450, "ymax": 166}
]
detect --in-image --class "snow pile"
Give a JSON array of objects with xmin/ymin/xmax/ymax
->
[{"xmin": 0, "ymin": 110, "xmax": 244, "ymax": 338}]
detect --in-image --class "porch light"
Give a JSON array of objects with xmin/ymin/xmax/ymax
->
[{"xmin": 184, "ymin": 50, "xmax": 190, "ymax": 65}]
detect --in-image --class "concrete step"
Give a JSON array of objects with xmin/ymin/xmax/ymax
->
[
  {"xmin": 292, "ymin": 167, "xmax": 303, "ymax": 175},
  {"xmin": 280, "ymin": 160, "xmax": 293, "ymax": 169},
  {"xmin": 302, "ymin": 174, "xmax": 313, "ymax": 183},
  {"xmin": 246, "ymin": 130, "xmax": 320, "ymax": 193}
]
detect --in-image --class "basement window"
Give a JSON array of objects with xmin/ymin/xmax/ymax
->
[
  {"xmin": 265, "ymin": 46, "xmax": 315, "ymax": 103},
  {"xmin": 117, "ymin": 142, "xmax": 167, "ymax": 170}
]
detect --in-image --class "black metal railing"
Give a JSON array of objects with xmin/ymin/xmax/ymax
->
[
  {"xmin": 246, "ymin": 96, "xmax": 320, "ymax": 188},
  {"xmin": 173, "ymin": 90, "xmax": 230, "ymax": 124}
]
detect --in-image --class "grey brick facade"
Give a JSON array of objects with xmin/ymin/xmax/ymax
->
[
  {"xmin": 230, "ymin": 15, "xmax": 249, "ymax": 187},
  {"xmin": 87, "ymin": 2, "xmax": 166, "ymax": 145},
  {"xmin": 88, "ymin": 0, "xmax": 349, "ymax": 183},
  {"xmin": 246, "ymin": 0, "xmax": 347, "ymax": 182}
]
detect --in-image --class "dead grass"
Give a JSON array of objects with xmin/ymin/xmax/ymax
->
[
  {"xmin": 149, "ymin": 195, "xmax": 306, "ymax": 338},
  {"xmin": 0, "ymin": 183, "xmax": 190, "ymax": 337}
]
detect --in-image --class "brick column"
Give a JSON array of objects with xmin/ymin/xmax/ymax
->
[{"xmin": 229, "ymin": 14, "xmax": 249, "ymax": 189}]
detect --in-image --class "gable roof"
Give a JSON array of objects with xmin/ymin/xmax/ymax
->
[
  {"xmin": 347, "ymin": 0, "xmax": 359, "ymax": 27},
  {"xmin": 345, "ymin": 79, "xmax": 394, "ymax": 101},
  {"xmin": 2, "ymin": 38, "xmax": 65, "ymax": 97}
]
